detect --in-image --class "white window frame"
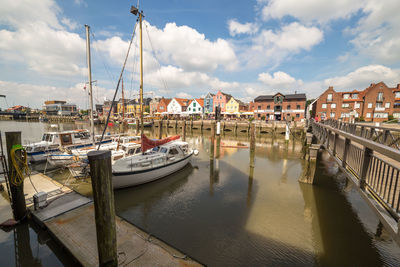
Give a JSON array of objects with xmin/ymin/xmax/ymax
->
[
  {"xmin": 331, "ymin": 103, "xmax": 336, "ymax": 109},
  {"xmin": 322, "ymin": 104, "xmax": 327, "ymax": 109},
  {"xmin": 327, "ymin": 94, "xmax": 332, "ymax": 101},
  {"xmin": 343, "ymin": 94, "xmax": 350, "ymax": 99},
  {"xmin": 330, "ymin": 112, "xmax": 335, "ymax": 118},
  {"xmin": 355, "ymin": 103, "xmax": 360, "ymax": 109},
  {"xmin": 366, "ymin": 113, "xmax": 371, "ymax": 118},
  {"xmin": 368, "ymin": 103, "xmax": 372, "ymax": 108},
  {"xmin": 385, "ymin": 102, "xmax": 390, "ymax": 108}
]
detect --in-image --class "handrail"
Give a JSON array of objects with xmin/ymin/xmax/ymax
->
[{"xmin": 311, "ymin": 120, "xmax": 400, "ymax": 219}]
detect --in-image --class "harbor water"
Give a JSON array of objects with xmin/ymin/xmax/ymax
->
[{"xmin": 1, "ymin": 120, "xmax": 400, "ymax": 266}]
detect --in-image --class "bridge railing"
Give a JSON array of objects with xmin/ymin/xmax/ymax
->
[
  {"xmin": 312, "ymin": 121, "xmax": 400, "ymax": 220},
  {"xmin": 323, "ymin": 119, "xmax": 400, "ymax": 150}
]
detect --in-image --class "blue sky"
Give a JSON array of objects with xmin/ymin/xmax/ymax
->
[{"xmin": 1, "ymin": 0, "xmax": 400, "ymax": 109}]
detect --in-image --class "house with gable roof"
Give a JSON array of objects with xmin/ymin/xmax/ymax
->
[
  {"xmin": 167, "ymin": 98, "xmax": 190, "ymax": 114},
  {"xmin": 187, "ymin": 98, "xmax": 204, "ymax": 115}
]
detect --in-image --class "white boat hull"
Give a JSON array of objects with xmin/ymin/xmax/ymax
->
[{"xmin": 112, "ymin": 153, "xmax": 192, "ymax": 189}]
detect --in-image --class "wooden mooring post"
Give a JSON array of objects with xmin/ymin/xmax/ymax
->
[
  {"xmin": 5, "ymin": 131, "xmax": 27, "ymax": 220},
  {"xmin": 87, "ymin": 150, "xmax": 118, "ymax": 266}
]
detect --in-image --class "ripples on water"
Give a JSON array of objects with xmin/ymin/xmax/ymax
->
[{"xmin": 1, "ymin": 121, "xmax": 400, "ymax": 266}]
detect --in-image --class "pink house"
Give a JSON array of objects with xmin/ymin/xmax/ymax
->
[{"xmin": 213, "ymin": 90, "xmax": 232, "ymax": 112}]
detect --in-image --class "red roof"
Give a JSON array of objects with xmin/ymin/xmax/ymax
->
[
  {"xmin": 195, "ymin": 98, "xmax": 204, "ymax": 107},
  {"xmin": 174, "ymin": 98, "xmax": 190, "ymax": 107}
]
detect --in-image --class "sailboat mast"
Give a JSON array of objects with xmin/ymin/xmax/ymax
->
[
  {"xmin": 139, "ymin": 12, "xmax": 144, "ymax": 136},
  {"xmin": 121, "ymin": 78, "xmax": 125, "ymax": 122},
  {"xmin": 85, "ymin": 24, "xmax": 95, "ymax": 145}
]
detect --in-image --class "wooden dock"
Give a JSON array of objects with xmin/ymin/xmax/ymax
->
[{"xmin": 2, "ymin": 173, "xmax": 202, "ymax": 266}]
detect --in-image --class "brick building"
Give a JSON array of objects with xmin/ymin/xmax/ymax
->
[
  {"xmin": 313, "ymin": 82, "xmax": 400, "ymax": 122},
  {"xmin": 250, "ymin": 92, "xmax": 306, "ymax": 121},
  {"xmin": 156, "ymin": 98, "xmax": 171, "ymax": 113}
]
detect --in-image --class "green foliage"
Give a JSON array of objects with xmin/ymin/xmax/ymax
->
[
  {"xmin": 249, "ymin": 117, "xmax": 255, "ymax": 122},
  {"xmin": 145, "ymin": 106, "xmax": 150, "ymax": 113},
  {"xmin": 358, "ymin": 116, "xmax": 365, "ymax": 122},
  {"xmin": 261, "ymin": 115, "xmax": 266, "ymax": 120},
  {"xmin": 80, "ymin": 109, "xmax": 88, "ymax": 115}
]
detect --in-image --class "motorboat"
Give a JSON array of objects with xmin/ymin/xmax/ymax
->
[
  {"xmin": 47, "ymin": 135, "xmax": 141, "ymax": 167},
  {"xmin": 25, "ymin": 129, "xmax": 115, "ymax": 163}
]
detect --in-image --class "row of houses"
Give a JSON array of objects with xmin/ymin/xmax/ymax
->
[
  {"xmin": 102, "ymin": 90, "xmax": 308, "ymax": 121},
  {"xmin": 311, "ymin": 82, "xmax": 400, "ymax": 122}
]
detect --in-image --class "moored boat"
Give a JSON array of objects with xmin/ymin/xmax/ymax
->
[{"xmin": 112, "ymin": 139, "xmax": 196, "ymax": 189}]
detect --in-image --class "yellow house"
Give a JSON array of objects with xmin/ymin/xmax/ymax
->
[{"xmin": 226, "ymin": 98, "xmax": 240, "ymax": 113}]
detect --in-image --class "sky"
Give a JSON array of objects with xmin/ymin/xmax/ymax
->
[{"xmin": 1, "ymin": 0, "xmax": 400, "ymax": 109}]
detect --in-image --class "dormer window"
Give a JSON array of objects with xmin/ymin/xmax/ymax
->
[{"xmin": 343, "ymin": 94, "xmax": 350, "ymax": 99}]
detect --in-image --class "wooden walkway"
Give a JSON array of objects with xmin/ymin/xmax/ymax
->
[{"xmin": 2, "ymin": 173, "xmax": 202, "ymax": 266}]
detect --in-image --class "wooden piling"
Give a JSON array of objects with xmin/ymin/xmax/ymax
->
[
  {"xmin": 87, "ymin": 150, "xmax": 117, "ymax": 267},
  {"xmin": 5, "ymin": 131, "xmax": 27, "ymax": 221}
]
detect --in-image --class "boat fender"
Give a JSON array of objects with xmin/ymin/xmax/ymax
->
[{"xmin": 193, "ymin": 149, "xmax": 199, "ymax": 156}]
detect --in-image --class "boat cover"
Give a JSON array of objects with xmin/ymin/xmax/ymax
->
[{"xmin": 141, "ymin": 134, "xmax": 180, "ymax": 152}]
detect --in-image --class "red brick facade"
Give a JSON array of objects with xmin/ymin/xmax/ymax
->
[
  {"xmin": 250, "ymin": 93, "xmax": 306, "ymax": 121},
  {"xmin": 314, "ymin": 82, "xmax": 400, "ymax": 122},
  {"xmin": 156, "ymin": 98, "xmax": 171, "ymax": 113}
]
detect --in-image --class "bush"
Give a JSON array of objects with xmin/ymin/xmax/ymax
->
[
  {"xmin": 261, "ymin": 115, "xmax": 266, "ymax": 121},
  {"xmin": 249, "ymin": 117, "xmax": 255, "ymax": 122},
  {"xmin": 358, "ymin": 116, "xmax": 365, "ymax": 122}
]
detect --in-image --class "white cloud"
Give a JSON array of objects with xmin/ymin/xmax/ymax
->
[
  {"xmin": 246, "ymin": 22, "xmax": 323, "ymax": 68},
  {"xmin": 258, "ymin": 71, "xmax": 303, "ymax": 89},
  {"xmin": 0, "ymin": 80, "xmax": 114, "ymax": 109},
  {"xmin": 349, "ymin": 0, "xmax": 400, "ymax": 64},
  {"xmin": 323, "ymin": 65, "xmax": 400, "ymax": 90},
  {"xmin": 261, "ymin": 0, "xmax": 364, "ymax": 24},
  {"xmin": 176, "ymin": 92, "xmax": 193, "ymax": 99},
  {"xmin": 144, "ymin": 22, "xmax": 238, "ymax": 72},
  {"xmin": 228, "ymin": 19, "xmax": 259, "ymax": 36},
  {"xmin": 0, "ymin": 23, "xmax": 86, "ymax": 77}
]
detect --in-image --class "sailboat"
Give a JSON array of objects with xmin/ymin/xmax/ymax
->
[{"xmin": 111, "ymin": 6, "xmax": 198, "ymax": 189}]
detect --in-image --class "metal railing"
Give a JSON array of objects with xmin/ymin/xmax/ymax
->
[
  {"xmin": 312, "ymin": 121, "xmax": 400, "ymax": 220},
  {"xmin": 323, "ymin": 119, "xmax": 400, "ymax": 150}
]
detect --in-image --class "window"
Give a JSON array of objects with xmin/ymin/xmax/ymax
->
[
  {"xmin": 366, "ymin": 113, "xmax": 371, "ymax": 118},
  {"xmin": 258, "ymin": 105, "xmax": 261, "ymax": 110},
  {"xmin": 267, "ymin": 105, "xmax": 270, "ymax": 109},
  {"xmin": 374, "ymin": 113, "xmax": 388, "ymax": 118},
  {"xmin": 193, "ymin": 102, "xmax": 196, "ymax": 107},
  {"xmin": 341, "ymin": 113, "xmax": 350, "ymax": 118},
  {"xmin": 169, "ymin": 148, "xmax": 179, "ymax": 155},
  {"xmin": 385, "ymin": 103, "xmax": 390, "ymax": 108},
  {"xmin": 331, "ymin": 103, "xmax": 336, "ymax": 109},
  {"xmin": 368, "ymin": 103, "xmax": 372, "ymax": 108},
  {"xmin": 393, "ymin": 113, "xmax": 400, "ymax": 118},
  {"xmin": 352, "ymin": 93, "xmax": 358, "ymax": 99},
  {"xmin": 322, "ymin": 104, "xmax": 327, "ymax": 109},
  {"xmin": 377, "ymin": 92, "xmax": 383, "ymax": 101},
  {"xmin": 221, "ymin": 103, "xmax": 224, "ymax": 108},
  {"xmin": 327, "ymin": 94, "xmax": 333, "ymax": 101},
  {"xmin": 296, "ymin": 105, "xmax": 300, "ymax": 109},
  {"xmin": 287, "ymin": 105, "xmax": 291, "ymax": 110},
  {"xmin": 395, "ymin": 92, "xmax": 400, "ymax": 98},
  {"xmin": 355, "ymin": 103, "xmax": 360, "ymax": 109},
  {"xmin": 343, "ymin": 94, "xmax": 350, "ymax": 99},
  {"xmin": 342, "ymin": 103, "xmax": 350, "ymax": 108},
  {"xmin": 330, "ymin": 112, "xmax": 335, "ymax": 118},
  {"xmin": 296, "ymin": 114, "xmax": 300, "ymax": 118},
  {"xmin": 189, "ymin": 108, "xmax": 191, "ymax": 111},
  {"xmin": 198, "ymin": 108, "xmax": 201, "ymax": 111},
  {"xmin": 376, "ymin": 102, "xmax": 382, "ymax": 108}
]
